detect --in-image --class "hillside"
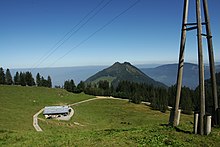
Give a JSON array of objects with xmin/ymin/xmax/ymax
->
[
  {"xmin": 0, "ymin": 85, "xmax": 220, "ymax": 146},
  {"xmin": 0, "ymin": 85, "xmax": 93, "ymax": 131},
  {"xmin": 204, "ymin": 72, "xmax": 220, "ymax": 107},
  {"xmin": 141, "ymin": 63, "xmax": 220, "ymax": 89},
  {"xmin": 85, "ymin": 62, "xmax": 167, "ymax": 88},
  {"xmin": 205, "ymin": 72, "xmax": 220, "ymax": 88}
]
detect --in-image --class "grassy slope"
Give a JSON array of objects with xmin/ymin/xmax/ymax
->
[
  {"xmin": 0, "ymin": 85, "xmax": 93, "ymax": 131},
  {"xmin": 0, "ymin": 85, "xmax": 220, "ymax": 146},
  {"xmin": 91, "ymin": 76, "xmax": 116, "ymax": 85}
]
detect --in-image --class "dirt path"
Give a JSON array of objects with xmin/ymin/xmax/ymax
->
[
  {"xmin": 33, "ymin": 96, "xmax": 125, "ymax": 132},
  {"xmin": 33, "ymin": 108, "xmax": 44, "ymax": 132}
]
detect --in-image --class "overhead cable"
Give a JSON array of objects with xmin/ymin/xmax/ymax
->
[{"xmin": 48, "ymin": 0, "xmax": 141, "ymax": 67}]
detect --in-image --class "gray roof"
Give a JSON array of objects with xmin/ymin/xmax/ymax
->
[{"xmin": 43, "ymin": 106, "xmax": 69, "ymax": 115}]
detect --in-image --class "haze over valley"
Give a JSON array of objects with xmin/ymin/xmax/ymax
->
[{"xmin": 1, "ymin": 0, "xmax": 220, "ymax": 146}]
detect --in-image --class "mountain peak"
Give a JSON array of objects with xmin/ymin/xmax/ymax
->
[
  {"xmin": 123, "ymin": 62, "xmax": 131, "ymax": 65},
  {"xmin": 113, "ymin": 62, "xmax": 121, "ymax": 66},
  {"xmin": 112, "ymin": 62, "xmax": 131, "ymax": 66},
  {"xmin": 85, "ymin": 62, "xmax": 167, "ymax": 88}
]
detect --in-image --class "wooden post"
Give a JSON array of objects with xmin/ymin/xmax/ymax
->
[
  {"xmin": 203, "ymin": 0, "xmax": 219, "ymax": 125},
  {"xmin": 196, "ymin": 0, "xmax": 206, "ymax": 135},
  {"xmin": 170, "ymin": 0, "xmax": 189, "ymax": 127}
]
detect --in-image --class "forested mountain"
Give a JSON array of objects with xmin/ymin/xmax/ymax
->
[
  {"xmin": 85, "ymin": 62, "xmax": 167, "ymax": 88},
  {"xmin": 205, "ymin": 72, "xmax": 220, "ymax": 88},
  {"xmin": 189, "ymin": 72, "xmax": 220, "ymax": 115},
  {"xmin": 141, "ymin": 63, "xmax": 220, "ymax": 89}
]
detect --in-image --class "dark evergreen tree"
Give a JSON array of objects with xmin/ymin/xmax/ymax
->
[
  {"xmin": 77, "ymin": 81, "xmax": 85, "ymax": 93},
  {"xmin": 70, "ymin": 80, "xmax": 76, "ymax": 92},
  {"xmin": 64, "ymin": 79, "xmax": 76, "ymax": 92},
  {"xmin": 5, "ymin": 69, "xmax": 13, "ymax": 85},
  {"xmin": 47, "ymin": 76, "xmax": 52, "ymax": 88},
  {"xmin": 14, "ymin": 72, "xmax": 20, "ymax": 85},
  {"xmin": 132, "ymin": 91, "xmax": 142, "ymax": 104},
  {"xmin": 159, "ymin": 88, "xmax": 168, "ymax": 113},
  {"xmin": 41, "ymin": 76, "xmax": 48, "ymax": 87},
  {"xmin": 25, "ymin": 72, "xmax": 35, "ymax": 86},
  {"xmin": 151, "ymin": 88, "xmax": 168, "ymax": 113},
  {"xmin": 36, "ymin": 73, "xmax": 41, "ymax": 86},
  {"xmin": 167, "ymin": 85, "xmax": 176, "ymax": 107},
  {"xmin": 97, "ymin": 80, "xmax": 110, "ymax": 96},
  {"xmin": 20, "ymin": 72, "xmax": 26, "ymax": 86},
  {"xmin": 98, "ymin": 80, "xmax": 109, "ymax": 90},
  {"xmin": 180, "ymin": 86, "xmax": 193, "ymax": 114},
  {"xmin": 64, "ymin": 80, "xmax": 71, "ymax": 92},
  {"xmin": 0, "ymin": 67, "xmax": 5, "ymax": 84},
  {"xmin": 64, "ymin": 81, "xmax": 69, "ymax": 91}
]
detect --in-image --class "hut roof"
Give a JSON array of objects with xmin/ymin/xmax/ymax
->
[{"xmin": 43, "ymin": 106, "xmax": 69, "ymax": 115}]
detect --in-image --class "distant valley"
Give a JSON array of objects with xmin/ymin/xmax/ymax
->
[
  {"xmin": 141, "ymin": 63, "xmax": 220, "ymax": 89},
  {"xmin": 10, "ymin": 63, "xmax": 220, "ymax": 89},
  {"xmin": 10, "ymin": 66, "xmax": 107, "ymax": 87}
]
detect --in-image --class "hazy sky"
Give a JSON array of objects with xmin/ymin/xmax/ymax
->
[{"xmin": 1, "ymin": 0, "xmax": 220, "ymax": 68}]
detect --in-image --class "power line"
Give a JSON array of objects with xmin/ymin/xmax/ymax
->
[
  {"xmin": 31, "ymin": 0, "xmax": 109, "ymax": 70},
  {"xmin": 48, "ymin": 0, "xmax": 141, "ymax": 67},
  {"xmin": 31, "ymin": 0, "xmax": 111, "ymax": 71}
]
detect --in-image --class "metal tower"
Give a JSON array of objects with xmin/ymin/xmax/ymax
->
[{"xmin": 169, "ymin": 0, "xmax": 218, "ymax": 135}]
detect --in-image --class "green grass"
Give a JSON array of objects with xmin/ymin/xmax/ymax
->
[
  {"xmin": 40, "ymin": 99, "xmax": 168, "ymax": 131},
  {"xmin": 0, "ymin": 85, "xmax": 220, "ymax": 146},
  {"xmin": 0, "ymin": 85, "xmax": 93, "ymax": 131},
  {"xmin": 92, "ymin": 76, "xmax": 116, "ymax": 84}
]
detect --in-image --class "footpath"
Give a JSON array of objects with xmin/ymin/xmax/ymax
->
[{"xmin": 33, "ymin": 96, "xmax": 125, "ymax": 131}]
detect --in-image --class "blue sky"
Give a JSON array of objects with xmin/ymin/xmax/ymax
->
[{"xmin": 0, "ymin": 0, "xmax": 220, "ymax": 68}]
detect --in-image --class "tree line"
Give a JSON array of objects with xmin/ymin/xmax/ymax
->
[
  {"xmin": 64, "ymin": 77, "xmax": 220, "ymax": 115},
  {"xmin": 0, "ymin": 67, "xmax": 52, "ymax": 88},
  {"xmin": 83, "ymin": 80, "xmax": 171, "ymax": 113},
  {"xmin": 63, "ymin": 80, "xmax": 85, "ymax": 93},
  {"xmin": 2, "ymin": 66, "xmax": 218, "ymax": 115}
]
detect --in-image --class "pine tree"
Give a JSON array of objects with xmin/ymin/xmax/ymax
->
[
  {"xmin": 41, "ymin": 76, "xmax": 47, "ymax": 87},
  {"xmin": 150, "ymin": 88, "xmax": 167, "ymax": 112},
  {"xmin": 98, "ymin": 80, "xmax": 109, "ymax": 90},
  {"xmin": 20, "ymin": 72, "xmax": 26, "ymax": 86},
  {"xmin": 5, "ymin": 69, "xmax": 13, "ymax": 85},
  {"xmin": 36, "ymin": 73, "xmax": 41, "ymax": 86},
  {"xmin": 180, "ymin": 86, "xmax": 193, "ymax": 114},
  {"xmin": 47, "ymin": 76, "xmax": 52, "ymax": 88},
  {"xmin": 64, "ymin": 80, "xmax": 71, "ymax": 92},
  {"xmin": 0, "ymin": 67, "xmax": 5, "ymax": 84},
  {"xmin": 14, "ymin": 72, "xmax": 20, "ymax": 85},
  {"xmin": 77, "ymin": 81, "xmax": 85, "ymax": 93},
  {"xmin": 25, "ymin": 72, "xmax": 34, "ymax": 86},
  {"xmin": 70, "ymin": 79, "xmax": 76, "ymax": 92},
  {"xmin": 64, "ymin": 79, "xmax": 76, "ymax": 92},
  {"xmin": 168, "ymin": 85, "xmax": 176, "ymax": 107}
]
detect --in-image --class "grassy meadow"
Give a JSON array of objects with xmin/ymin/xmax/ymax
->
[
  {"xmin": 0, "ymin": 85, "xmax": 220, "ymax": 146},
  {"xmin": 0, "ymin": 85, "xmax": 93, "ymax": 131}
]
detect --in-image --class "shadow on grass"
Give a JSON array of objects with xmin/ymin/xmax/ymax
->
[
  {"xmin": 174, "ymin": 127, "xmax": 192, "ymax": 134},
  {"xmin": 160, "ymin": 124, "xmax": 192, "ymax": 134}
]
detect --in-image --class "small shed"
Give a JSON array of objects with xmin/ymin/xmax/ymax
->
[{"xmin": 43, "ymin": 106, "xmax": 70, "ymax": 118}]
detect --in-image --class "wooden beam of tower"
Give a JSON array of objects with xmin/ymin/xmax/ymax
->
[
  {"xmin": 171, "ymin": 0, "xmax": 189, "ymax": 127},
  {"xmin": 203, "ymin": 0, "xmax": 219, "ymax": 125},
  {"xmin": 196, "ymin": 0, "xmax": 206, "ymax": 135}
]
